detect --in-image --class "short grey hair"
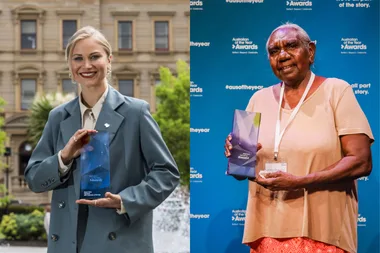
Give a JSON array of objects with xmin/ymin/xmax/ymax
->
[{"xmin": 266, "ymin": 22, "xmax": 312, "ymax": 55}]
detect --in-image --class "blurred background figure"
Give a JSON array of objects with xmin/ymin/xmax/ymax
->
[{"xmin": 44, "ymin": 204, "xmax": 51, "ymax": 236}]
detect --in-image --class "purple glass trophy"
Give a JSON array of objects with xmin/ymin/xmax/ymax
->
[{"xmin": 227, "ymin": 109, "xmax": 261, "ymax": 179}]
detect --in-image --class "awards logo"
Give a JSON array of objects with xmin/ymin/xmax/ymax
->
[
  {"xmin": 358, "ymin": 214, "xmax": 367, "ymax": 227},
  {"xmin": 232, "ymin": 37, "xmax": 259, "ymax": 55},
  {"xmin": 190, "ymin": 0, "xmax": 204, "ymax": 11},
  {"xmin": 190, "ymin": 167, "xmax": 203, "ymax": 183},
  {"xmin": 286, "ymin": 0, "xmax": 313, "ymax": 11},
  {"xmin": 341, "ymin": 38, "xmax": 367, "ymax": 54},
  {"xmin": 232, "ymin": 209, "xmax": 246, "ymax": 226},
  {"xmin": 190, "ymin": 81, "xmax": 204, "ymax": 97}
]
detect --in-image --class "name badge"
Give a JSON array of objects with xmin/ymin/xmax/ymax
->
[
  {"xmin": 260, "ymin": 157, "xmax": 287, "ymax": 178},
  {"xmin": 264, "ymin": 162, "xmax": 287, "ymax": 173}
]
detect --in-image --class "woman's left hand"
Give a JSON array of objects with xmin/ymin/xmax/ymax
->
[
  {"xmin": 255, "ymin": 171, "xmax": 303, "ymax": 191},
  {"xmin": 76, "ymin": 192, "xmax": 122, "ymax": 209}
]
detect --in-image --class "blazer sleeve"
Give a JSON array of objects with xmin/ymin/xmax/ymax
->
[
  {"xmin": 24, "ymin": 111, "xmax": 71, "ymax": 193},
  {"xmin": 118, "ymin": 101, "xmax": 180, "ymax": 224}
]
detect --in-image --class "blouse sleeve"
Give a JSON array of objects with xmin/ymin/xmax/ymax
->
[{"xmin": 334, "ymin": 85, "xmax": 374, "ymax": 142}]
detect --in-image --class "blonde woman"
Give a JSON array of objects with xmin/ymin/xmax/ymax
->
[{"xmin": 25, "ymin": 26, "xmax": 180, "ymax": 253}]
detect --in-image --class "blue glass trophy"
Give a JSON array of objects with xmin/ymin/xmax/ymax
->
[
  {"xmin": 227, "ymin": 110, "xmax": 261, "ymax": 179},
  {"xmin": 80, "ymin": 131, "xmax": 110, "ymax": 199}
]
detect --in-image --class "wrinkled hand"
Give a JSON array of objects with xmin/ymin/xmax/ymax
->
[
  {"xmin": 255, "ymin": 171, "xmax": 303, "ymax": 191},
  {"xmin": 224, "ymin": 134, "xmax": 262, "ymax": 157},
  {"xmin": 61, "ymin": 129, "xmax": 97, "ymax": 164},
  {"xmin": 76, "ymin": 192, "xmax": 122, "ymax": 209}
]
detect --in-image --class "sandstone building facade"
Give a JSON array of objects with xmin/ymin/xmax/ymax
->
[{"xmin": 0, "ymin": 0, "xmax": 189, "ymax": 205}]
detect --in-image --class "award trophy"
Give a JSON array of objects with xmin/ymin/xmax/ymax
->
[
  {"xmin": 227, "ymin": 109, "xmax": 261, "ymax": 179},
  {"xmin": 80, "ymin": 131, "xmax": 110, "ymax": 199}
]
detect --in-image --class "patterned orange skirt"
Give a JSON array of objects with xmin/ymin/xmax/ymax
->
[{"xmin": 249, "ymin": 237, "xmax": 349, "ymax": 253}]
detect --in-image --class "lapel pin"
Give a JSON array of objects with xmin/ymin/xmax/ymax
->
[{"xmin": 104, "ymin": 123, "xmax": 110, "ymax": 128}]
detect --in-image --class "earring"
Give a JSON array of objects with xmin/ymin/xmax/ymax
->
[
  {"xmin": 69, "ymin": 72, "xmax": 76, "ymax": 84},
  {"xmin": 107, "ymin": 65, "xmax": 112, "ymax": 77}
]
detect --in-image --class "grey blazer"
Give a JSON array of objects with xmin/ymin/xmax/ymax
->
[{"xmin": 24, "ymin": 86, "xmax": 180, "ymax": 253}]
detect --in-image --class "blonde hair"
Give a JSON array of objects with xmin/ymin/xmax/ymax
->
[{"xmin": 65, "ymin": 26, "xmax": 112, "ymax": 61}]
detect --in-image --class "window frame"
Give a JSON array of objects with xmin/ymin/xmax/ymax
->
[
  {"xmin": 56, "ymin": 69, "xmax": 80, "ymax": 95},
  {"xmin": 117, "ymin": 79, "xmax": 135, "ymax": 97},
  {"xmin": 13, "ymin": 65, "xmax": 44, "ymax": 111},
  {"xmin": 154, "ymin": 20, "xmax": 170, "ymax": 52},
  {"xmin": 117, "ymin": 21, "xmax": 133, "ymax": 51},
  {"xmin": 61, "ymin": 19, "xmax": 78, "ymax": 50},
  {"xmin": 20, "ymin": 78, "xmax": 37, "ymax": 111},
  {"xmin": 56, "ymin": 10, "xmax": 83, "ymax": 51},
  {"xmin": 20, "ymin": 20, "xmax": 37, "ymax": 50},
  {"xmin": 147, "ymin": 11, "xmax": 175, "ymax": 54},
  {"xmin": 61, "ymin": 78, "xmax": 79, "ymax": 95},
  {"xmin": 112, "ymin": 66, "xmax": 140, "ymax": 98},
  {"xmin": 111, "ymin": 11, "xmax": 139, "ymax": 55},
  {"xmin": 11, "ymin": 5, "xmax": 46, "ymax": 53}
]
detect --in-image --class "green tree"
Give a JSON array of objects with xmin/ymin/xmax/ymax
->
[
  {"xmin": 0, "ymin": 209, "xmax": 46, "ymax": 240},
  {"xmin": 0, "ymin": 97, "xmax": 12, "ymax": 206},
  {"xmin": 27, "ymin": 92, "xmax": 76, "ymax": 146},
  {"xmin": 153, "ymin": 60, "xmax": 190, "ymax": 188}
]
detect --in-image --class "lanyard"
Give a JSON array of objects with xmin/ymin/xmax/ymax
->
[{"xmin": 274, "ymin": 72, "xmax": 315, "ymax": 160}]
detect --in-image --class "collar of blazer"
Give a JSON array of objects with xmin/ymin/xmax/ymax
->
[{"xmin": 59, "ymin": 85, "xmax": 125, "ymax": 148}]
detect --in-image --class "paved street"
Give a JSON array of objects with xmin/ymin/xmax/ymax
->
[{"xmin": 0, "ymin": 246, "xmax": 47, "ymax": 253}]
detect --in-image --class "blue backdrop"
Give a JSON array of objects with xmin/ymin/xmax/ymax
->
[{"xmin": 190, "ymin": 0, "xmax": 379, "ymax": 252}]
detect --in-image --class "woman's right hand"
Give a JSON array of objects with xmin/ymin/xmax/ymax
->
[
  {"xmin": 224, "ymin": 134, "xmax": 233, "ymax": 157},
  {"xmin": 60, "ymin": 129, "xmax": 97, "ymax": 165},
  {"xmin": 224, "ymin": 134, "xmax": 262, "ymax": 157}
]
